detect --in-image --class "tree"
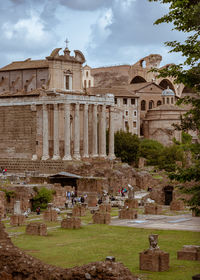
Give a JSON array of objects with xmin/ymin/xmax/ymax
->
[
  {"xmin": 140, "ymin": 138, "xmax": 164, "ymax": 166},
  {"xmin": 31, "ymin": 187, "xmax": 53, "ymax": 211},
  {"xmin": 114, "ymin": 130, "xmax": 140, "ymax": 165},
  {"xmin": 148, "ymin": 0, "xmax": 200, "ymax": 214}
]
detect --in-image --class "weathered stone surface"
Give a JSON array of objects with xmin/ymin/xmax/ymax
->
[
  {"xmin": 177, "ymin": 245, "xmax": 200, "ymax": 261},
  {"xmin": 26, "ymin": 222, "xmax": 47, "ymax": 236},
  {"xmin": 0, "ymin": 221, "xmax": 138, "ymax": 279},
  {"xmin": 170, "ymin": 200, "xmax": 185, "ymax": 211},
  {"xmin": 139, "ymin": 249, "xmax": 169, "ymax": 272},
  {"xmin": 43, "ymin": 209, "xmax": 58, "ymax": 222},
  {"xmin": 10, "ymin": 215, "xmax": 25, "ymax": 226},
  {"xmin": 72, "ymin": 205, "xmax": 86, "ymax": 217},
  {"xmin": 193, "ymin": 274, "xmax": 200, "ymax": 280},
  {"xmin": 92, "ymin": 212, "xmax": 111, "ymax": 224},
  {"xmin": 87, "ymin": 195, "xmax": 98, "ymax": 207},
  {"xmin": 61, "ymin": 217, "xmax": 81, "ymax": 229},
  {"xmin": 144, "ymin": 203, "xmax": 162, "ymax": 215},
  {"xmin": 0, "ymin": 191, "xmax": 6, "ymax": 218},
  {"xmin": 99, "ymin": 204, "xmax": 111, "ymax": 213},
  {"xmin": 124, "ymin": 199, "xmax": 138, "ymax": 209},
  {"xmin": 119, "ymin": 208, "xmax": 138, "ymax": 219}
]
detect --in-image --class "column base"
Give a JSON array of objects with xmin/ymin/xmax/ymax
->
[
  {"xmin": 91, "ymin": 154, "xmax": 98, "ymax": 158},
  {"xmin": 32, "ymin": 154, "xmax": 38, "ymax": 161},
  {"xmin": 108, "ymin": 154, "xmax": 115, "ymax": 160},
  {"xmin": 41, "ymin": 155, "xmax": 49, "ymax": 160},
  {"xmin": 82, "ymin": 154, "xmax": 89, "ymax": 158},
  {"xmin": 52, "ymin": 155, "xmax": 61, "ymax": 160},
  {"xmin": 73, "ymin": 154, "xmax": 81, "ymax": 160},
  {"xmin": 99, "ymin": 154, "xmax": 107, "ymax": 158},
  {"xmin": 63, "ymin": 155, "xmax": 72, "ymax": 161}
]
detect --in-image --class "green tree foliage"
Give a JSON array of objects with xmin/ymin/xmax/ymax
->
[
  {"xmin": 140, "ymin": 139, "xmax": 164, "ymax": 165},
  {"xmin": 32, "ymin": 187, "xmax": 53, "ymax": 211},
  {"xmin": 114, "ymin": 130, "xmax": 140, "ymax": 165},
  {"xmin": 148, "ymin": 0, "xmax": 200, "ymax": 213}
]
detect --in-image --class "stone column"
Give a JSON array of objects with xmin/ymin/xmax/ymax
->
[
  {"xmin": 83, "ymin": 103, "xmax": 89, "ymax": 158},
  {"xmin": 73, "ymin": 103, "xmax": 80, "ymax": 160},
  {"xmin": 108, "ymin": 106, "xmax": 115, "ymax": 160},
  {"xmin": 63, "ymin": 103, "xmax": 72, "ymax": 160},
  {"xmin": 52, "ymin": 103, "xmax": 60, "ymax": 160},
  {"xmin": 42, "ymin": 104, "xmax": 49, "ymax": 160},
  {"xmin": 99, "ymin": 105, "xmax": 107, "ymax": 157},
  {"xmin": 92, "ymin": 104, "xmax": 98, "ymax": 157}
]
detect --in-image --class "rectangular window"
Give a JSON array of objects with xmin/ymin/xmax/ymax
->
[
  {"xmin": 65, "ymin": 75, "xmax": 69, "ymax": 90},
  {"xmin": 125, "ymin": 121, "xmax": 129, "ymax": 131},
  {"xmin": 123, "ymin": 98, "xmax": 127, "ymax": 105},
  {"xmin": 133, "ymin": 121, "xmax": 137, "ymax": 128},
  {"xmin": 131, "ymin": 98, "xmax": 135, "ymax": 105},
  {"xmin": 125, "ymin": 110, "xmax": 129, "ymax": 116},
  {"xmin": 115, "ymin": 98, "xmax": 117, "ymax": 105},
  {"xmin": 133, "ymin": 111, "xmax": 137, "ymax": 117}
]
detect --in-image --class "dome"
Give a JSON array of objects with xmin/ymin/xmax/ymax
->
[{"xmin": 162, "ymin": 87, "xmax": 175, "ymax": 96}]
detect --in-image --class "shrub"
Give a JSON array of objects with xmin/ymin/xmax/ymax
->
[{"xmin": 31, "ymin": 187, "xmax": 53, "ymax": 211}]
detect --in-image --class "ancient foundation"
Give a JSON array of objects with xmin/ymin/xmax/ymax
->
[
  {"xmin": 170, "ymin": 200, "xmax": 185, "ymax": 211},
  {"xmin": 0, "ymin": 191, "xmax": 6, "ymax": 218},
  {"xmin": 124, "ymin": 199, "xmax": 138, "ymax": 209},
  {"xmin": 87, "ymin": 194, "xmax": 98, "ymax": 207},
  {"xmin": 119, "ymin": 208, "xmax": 138, "ymax": 219},
  {"xmin": 61, "ymin": 217, "xmax": 81, "ymax": 229},
  {"xmin": 10, "ymin": 215, "xmax": 25, "ymax": 226},
  {"xmin": 0, "ymin": 221, "xmax": 138, "ymax": 279},
  {"xmin": 72, "ymin": 205, "xmax": 86, "ymax": 217},
  {"xmin": 92, "ymin": 212, "xmax": 111, "ymax": 224},
  {"xmin": 99, "ymin": 204, "xmax": 111, "ymax": 213},
  {"xmin": 144, "ymin": 203, "xmax": 162, "ymax": 215},
  {"xmin": 177, "ymin": 245, "xmax": 200, "ymax": 261},
  {"xmin": 43, "ymin": 209, "xmax": 58, "ymax": 222},
  {"xmin": 26, "ymin": 223, "xmax": 47, "ymax": 236}
]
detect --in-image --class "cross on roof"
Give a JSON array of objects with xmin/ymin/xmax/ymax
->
[{"xmin": 65, "ymin": 38, "xmax": 69, "ymax": 48}]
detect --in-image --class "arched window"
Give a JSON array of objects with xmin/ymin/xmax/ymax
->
[
  {"xmin": 141, "ymin": 100, "xmax": 146, "ymax": 111},
  {"xmin": 159, "ymin": 79, "xmax": 175, "ymax": 92},
  {"xmin": 149, "ymin": 100, "xmax": 154, "ymax": 109},
  {"xmin": 157, "ymin": 100, "xmax": 162, "ymax": 106},
  {"xmin": 130, "ymin": 76, "xmax": 146, "ymax": 84},
  {"xmin": 167, "ymin": 97, "xmax": 169, "ymax": 104},
  {"xmin": 171, "ymin": 97, "xmax": 174, "ymax": 104}
]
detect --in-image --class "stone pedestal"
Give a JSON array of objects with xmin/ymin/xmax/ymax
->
[
  {"xmin": 144, "ymin": 203, "xmax": 162, "ymax": 215},
  {"xmin": 26, "ymin": 223, "xmax": 47, "ymax": 236},
  {"xmin": 99, "ymin": 204, "xmax": 111, "ymax": 213},
  {"xmin": 61, "ymin": 217, "xmax": 81, "ymax": 229},
  {"xmin": 139, "ymin": 249, "xmax": 169, "ymax": 272},
  {"xmin": 92, "ymin": 212, "xmax": 111, "ymax": 224},
  {"xmin": 10, "ymin": 215, "xmax": 25, "ymax": 226},
  {"xmin": 43, "ymin": 209, "xmax": 58, "ymax": 222},
  {"xmin": 177, "ymin": 245, "xmax": 200, "ymax": 261},
  {"xmin": 72, "ymin": 205, "xmax": 86, "ymax": 217},
  {"xmin": 124, "ymin": 199, "xmax": 138, "ymax": 209},
  {"xmin": 119, "ymin": 208, "xmax": 138, "ymax": 219},
  {"xmin": 87, "ymin": 195, "xmax": 97, "ymax": 207},
  {"xmin": 170, "ymin": 200, "xmax": 185, "ymax": 211},
  {"xmin": 14, "ymin": 200, "xmax": 21, "ymax": 215}
]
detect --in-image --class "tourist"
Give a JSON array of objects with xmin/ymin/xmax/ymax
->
[
  {"xmin": 36, "ymin": 206, "xmax": 40, "ymax": 215},
  {"xmin": 80, "ymin": 196, "xmax": 85, "ymax": 203},
  {"xmin": 67, "ymin": 191, "xmax": 71, "ymax": 200}
]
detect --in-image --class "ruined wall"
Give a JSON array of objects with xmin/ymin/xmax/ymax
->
[
  {"xmin": 0, "ymin": 221, "xmax": 137, "ymax": 280},
  {"xmin": 0, "ymin": 105, "xmax": 36, "ymax": 159}
]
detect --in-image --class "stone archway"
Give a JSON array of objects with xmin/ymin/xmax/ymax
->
[
  {"xmin": 159, "ymin": 79, "xmax": 175, "ymax": 92},
  {"xmin": 130, "ymin": 76, "xmax": 146, "ymax": 84},
  {"xmin": 163, "ymin": 186, "xmax": 174, "ymax": 205}
]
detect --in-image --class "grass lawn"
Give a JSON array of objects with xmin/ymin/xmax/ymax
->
[{"xmin": 5, "ymin": 210, "xmax": 200, "ymax": 280}]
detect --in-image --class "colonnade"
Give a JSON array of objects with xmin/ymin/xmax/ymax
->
[{"xmin": 40, "ymin": 102, "xmax": 115, "ymax": 161}]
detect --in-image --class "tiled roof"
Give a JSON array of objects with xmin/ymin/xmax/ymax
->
[
  {"xmin": 0, "ymin": 60, "xmax": 49, "ymax": 71},
  {"xmin": 87, "ymin": 87, "xmax": 139, "ymax": 97}
]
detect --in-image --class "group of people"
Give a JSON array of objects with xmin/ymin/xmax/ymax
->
[
  {"xmin": 118, "ymin": 187, "xmax": 128, "ymax": 197},
  {"xmin": 0, "ymin": 167, "xmax": 7, "ymax": 175},
  {"xmin": 66, "ymin": 191, "xmax": 87, "ymax": 207}
]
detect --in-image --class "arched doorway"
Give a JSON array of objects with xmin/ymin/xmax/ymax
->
[
  {"xmin": 163, "ymin": 186, "xmax": 174, "ymax": 205},
  {"xmin": 130, "ymin": 76, "xmax": 146, "ymax": 84}
]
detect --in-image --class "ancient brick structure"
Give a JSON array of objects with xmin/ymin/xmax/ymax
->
[
  {"xmin": 26, "ymin": 222, "xmax": 47, "ymax": 236},
  {"xmin": 0, "ymin": 191, "xmax": 6, "ymax": 218},
  {"xmin": 10, "ymin": 215, "xmax": 25, "ymax": 226},
  {"xmin": 124, "ymin": 199, "xmax": 138, "ymax": 209},
  {"xmin": 72, "ymin": 205, "xmax": 86, "ymax": 217},
  {"xmin": 61, "ymin": 217, "xmax": 81, "ymax": 229},
  {"xmin": 43, "ymin": 209, "xmax": 58, "ymax": 222},
  {"xmin": 119, "ymin": 208, "xmax": 138, "ymax": 219},
  {"xmin": 170, "ymin": 199, "xmax": 185, "ymax": 211},
  {"xmin": 177, "ymin": 245, "xmax": 200, "ymax": 261},
  {"xmin": 99, "ymin": 204, "xmax": 111, "ymax": 213},
  {"xmin": 92, "ymin": 212, "xmax": 111, "ymax": 224},
  {"xmin": 144, "ymin": 203, "xmax": 162, "ymax": 215},
  {"xmin": 0, "ymin": 221, "xmax": 137, "ymax": 279},
  {"xmin": 139, "ymin": 234, "xmax": 169, "ymax": 272},
  {"xmin": 87, "ymin": 194, "xmax": 98, "ymax": 207}
]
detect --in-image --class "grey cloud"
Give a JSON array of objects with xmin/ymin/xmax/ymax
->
[{"xmin": 59, "ymin": 0, "xmax": 114, "ymax": 11}]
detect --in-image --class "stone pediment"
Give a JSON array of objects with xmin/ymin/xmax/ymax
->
[{"xmin": 136, "ymin": 83, "xmax": 163, "ymax": 94}]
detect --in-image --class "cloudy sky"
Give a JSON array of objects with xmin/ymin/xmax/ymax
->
[{"xmin": 0, "ymin": 0, "xmax": 186, "ymax": 68}]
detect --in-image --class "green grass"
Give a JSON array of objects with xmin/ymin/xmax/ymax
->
[{"xmin": 6, "ymin": 212, "xmax": 200, "ymax": 280}]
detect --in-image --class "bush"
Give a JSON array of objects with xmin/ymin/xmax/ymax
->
[
  {"xmin": 114, "ymin": 130, "xmax": 140, "ymax": 165},
  {"xmin": 31, "ymin": 187, "xmax": 53, "ymax": 211},
  {"xmin": 139, "ymin": 139, "xmax": 164, "ymax": 166}
]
